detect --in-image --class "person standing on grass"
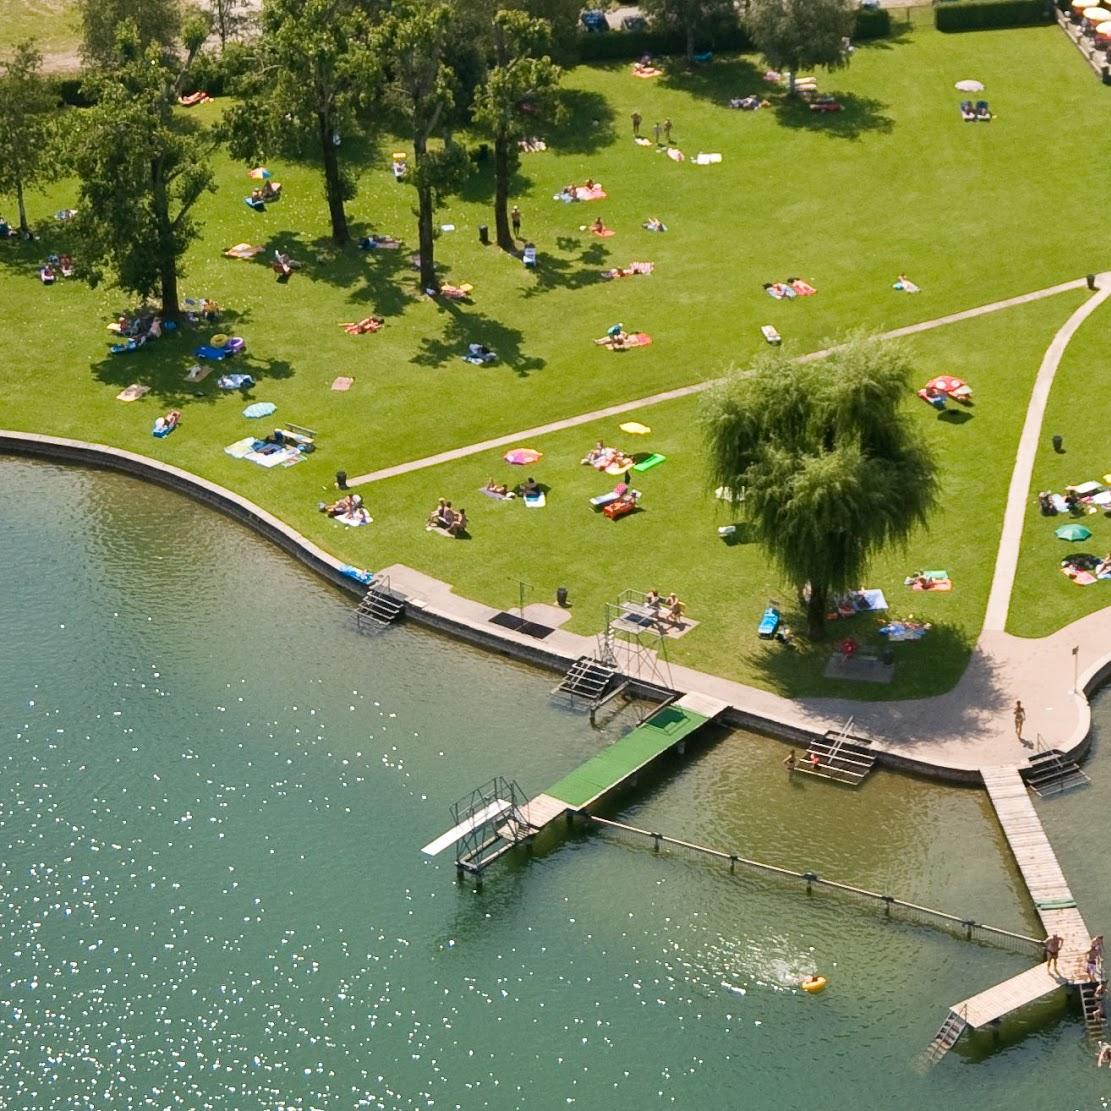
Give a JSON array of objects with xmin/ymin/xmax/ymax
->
[
  {"xmin": 511, "ymin": 205, "xmax": 521, "ymax": 238},
  {"xmin": 653, "ymin": 120, "xmax": 662, "ymax": 145},
  {"xmin": 663, "ymin": 118, "xmax": 673, "ymax": 144},
  {"xmin": 631, "ymin": 111, "xmax": 641, "ymax": 137},
  {"xmin": 1014, "ymin": 700, "xmax": 1026, "ymax": 739},
  {"xmin": 1045, "ymin": 933, "xmax": 1062, "ymax": 976}
]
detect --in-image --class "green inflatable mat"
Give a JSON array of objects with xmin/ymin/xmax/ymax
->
[
  {"xmin": 1035, "ymin": 898, "xmax": 1077, "ymax": 911},
  {"xmin": 633, "ymin": 453, "xmax": 667, "ymax": 472}
]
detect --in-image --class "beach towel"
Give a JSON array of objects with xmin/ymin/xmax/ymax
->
[
  {"xmin": 217, "ymin": 373, "xmax": 254, "ymax": 390},
  {"xmin": 116, "ymin": 384, "xmax": 150, "ymax": 402},
  {"xmin": 591, "ymin": 490, "xmax": 621, "ymax": 507},
  {"xmin": 339, "ymin": 565, "xmax": 374, "ymax": 586},
  {"xmin": 620, "ymin": 421, "xmax": 651, "ymax": 435},
  {"xmin": 633, "ymin": 453, "xmax": 666, "ymax": 472},
  {"xmin": 666, "ymin": 148, "xmax": 685, "ymax": 162},
  {"xmin": 196, "ymin": 344, "xmax": 233, "ymax": 360},
  {"xmin": 632, "ymin": 66, "xmax": 662, "ymax": 78},
  {"xmin": 524, "ymin": 492, "xmax": 546, "ymax": 508},
  {"xmin": 224, "ymin": 437, "xmax": 258, "ymax": 458},
  {"xmin": 481, "ymin": 487, "xmax": 513, "ymax": 500},
  {"xmin": 110, "ymin": 339, "xmax": 141, "ymax": 354},
  {"xmin": 223, "ymin": 243, "xmax": 265, "ymax": 260},
  {"xmin": 914, "ymin": 579, "xmax": 953, "ymax": 590},
  {"xmin": 1062, "ymin": 567, "xmax": 1098, "ymax": 585},
  {"xmin": 152, "ymin": 419, "xmax": 176, "ymax": 438},
  {"xmin": 337, "ymin": 510, "xmax": 372, "ymax": 527},
  {"xmin": 693, "ymin": 153, "xmax": 722, "ymax": 165},
  {"xmin": 331, "ymin": 376, "xmax": 354, "ymax": 391},
  {"xmin": 761, "ymin": 325, "xmax": 781, "ymax": 345},
  {"xmin": 591, "ymin": 227, "xmax": 615, "ymax": 238},
  {"xmin": 857, "ymin": 588, "xmax": 888, "ymax": 611},
  {"xmin": 893, "ymin": 278, "xmax": 919, "ymax": 293},
  {"xmin": 619, "ymin": 333, "xmax": 652, "ymax": 349},
  {"xmin": 634, "ymin": 137, "xmax": 652, "ymax": 146},
  {"xmin": 243, "ymin": 401, "xmax": 276, "ymax": 419},
  {"xmin": 244, "ymin": 197, "xmax": 265, "ymax": 211}
]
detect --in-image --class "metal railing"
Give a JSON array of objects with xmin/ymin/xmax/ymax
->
[{"xmin": 588, "ymin": 815, "xmax": 1044, "ymax": 955}]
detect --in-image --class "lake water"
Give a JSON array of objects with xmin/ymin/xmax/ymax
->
[{"xmin": 1, "ymin": 457, "xmax": 1108, "ymax": 1110}]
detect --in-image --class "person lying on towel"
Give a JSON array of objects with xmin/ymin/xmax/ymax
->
[
  {"xmin": 341, "ymin": 316, "xmax": 384, "ymax": 335},
  {"xmin": 261, "ymin": 180, "xmax": 282, "ymax": 201},
  {"xmin": 321, "ymin": 493, "xmax": 363, "ymax": 517}
]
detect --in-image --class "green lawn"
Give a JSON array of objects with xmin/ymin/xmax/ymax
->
[
  {"xmin": 1009, "ymin": 296, "xmax": 1111, "ymax": 636},
  {"xmin": 0, "ymin": 0, "xmax": 80, "ymax": 64},
  {"xmin": 1, "ymin": 14, "xmax": 1106, "ymax": 699}
]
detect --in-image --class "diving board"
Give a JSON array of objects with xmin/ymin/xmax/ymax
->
[{"xmin": 422, "ymin": 798, "xmax": 512, "ymax": 856}]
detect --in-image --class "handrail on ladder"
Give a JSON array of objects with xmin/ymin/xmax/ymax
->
[{"xmin": 824, "ymin": 715, "xmax": 855, "ymax": 766}]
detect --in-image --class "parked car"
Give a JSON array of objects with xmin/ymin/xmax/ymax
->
[{"xmin": 581, "ymin": 9, "xmax": 609, "ymax": 31}]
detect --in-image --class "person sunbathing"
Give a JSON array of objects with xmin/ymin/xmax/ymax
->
[
  {"xmin": 439, "ymin": 283, "xmax": 472, "ymax": 300},
  {"xmin": 894, "ymin": 274, "xmax": 919, "ymax": 293},
  {"xmin": 484, "ymin": 478, "xmax": 510, "ymax": 496},
  {"xmin": 58, "ymin": 254, "xmax": 75, "ymax": 277},
  {"xmin": 518, "ymin": 476, "xmax": 541, "ymax": 497},
  {"xmin": 788, "ymin": 278, "xmax": 816, "ymax": 295},
  {"xmin": 590, "ymin": 216, "xmax": 607, "ymax": 236},
  {"xmin": 358, "ymin": 234, "xmax": 401, "ymax": 250},
  {"xmin": 1097, "ymin": 552, "xmax": 1111, "ymax": 577},
  {"xmin": 273, "ymin": 250, "xmax": 301, "ymax": 280},
  {"xmin": 960, "ymin": 100, "xmax": 976, "ymax": 121},
  {"xmin": 581, "ymin": 440, "xmax": 611, "ymax": 467},
  {"xmin": 261, "ymin": 180, "xmax": 282, "ymax": 201},
  {"xmin": 248, "ymin": 189, "xmax": 265, "ymax": 209},
  {"xmin": 341, "ymin": 316, "xmax": 384, "ymax": 335},
  {"xmin": 594, "ymin": 324, "xmax": 629, "ymax": 348},
  {"xmin": 323, "ymin": 493, "xmax": 362, "ymax": 517},
  {"xmin": 153, "ymin": 410, "xmax": 181, "ymax": 435},
  {"xmin": 446, "ymin": 507, "xmax": 468, "ymax": 536},
  {"xmin": 643, "ymin": 217, "xmax": 667, "ymax": 232},
  {"xmin": 201, "ymin": 298, "xmax": 220, "ymax": 320},
  {"xmin": 764, "ymin": 281, "xmax": 795, "ymax": 299}
]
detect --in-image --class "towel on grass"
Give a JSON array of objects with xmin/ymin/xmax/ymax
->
[
  {"xmin": 185, "ymin": 364, "xmax": 211, "ymax": 383},
  {"xmin": 666, "ymin": 148, "xmax": 685, "ymax": 162},
  {"xmin": 224, "ymin": 437, "xmax": 258, "ymax": 458},
  {"xmin": 619, "ymin": 333, "xmax": 652, "ymax": 349},
  {"xmin": 217, "ymin": 373, "xmax": 255, "ymax": 389},
  {"xmin": 116, "ymin": 384, "xmax": 150, "ymax": 401},
  {"xmin": 524, "ymin": 491, "xmax": 546, "ymax": 508},
  {"xmin": 331, "ymin": 376, "xmax": 354, "ymax": 391},
  {"xmin": 337, "ymin": 510, "xmax": 372, "ymax": 527},
  {"xmin": 693, "ymin": 153, "xmax": 722, "ymax": 165},
  {"xmin": 913, "ymin": 579, "xmax": 952, "ymax": 591},
  {"xmin": 223, "ymin": 243, "xmax": 265, "ymax": 259}
]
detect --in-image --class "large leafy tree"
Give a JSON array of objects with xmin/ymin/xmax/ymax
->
[
  {"xmin": 207, "ymin": 0, "xmax": 251, "ymax": 48},
  {"xmin": 744, "ymin": 0, "xmax": 855, "ymax": 94},
  {"xmin": 225, "ymin": 0, "xmax": 379, "ymax": 246},
  {"xmin": 641, "ymin": 0, "xmax": 738, "ymax": 64},
  {"xmin": 68, "ymin": 18, "xmax": 216, "ymax": 318},
  {"xmin": 381, "ymin": 0, "xmax": 470, "ymax": 294},
  {"xmin": 701, "ymin": 334, "xmax": 937, "ymax": 638},
  {"xmin": 472, "ymin": 9, "xmax": 562, "ymax": 251},
  {"xmin": 0, "ymin": 42, "xmax": 58, "ymax": 236},
  {"xmin": 80, "ymin": 0, "xmax": 182, "ymax": 67}
]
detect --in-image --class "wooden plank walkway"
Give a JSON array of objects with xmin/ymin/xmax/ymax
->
[
  {"xmin": 945, "ymin": 766, "xmax": 1092, "ymax": 1031},
  {"xmin": 516, "ymin": 793, "xmax": 568, "ymax": 831}
]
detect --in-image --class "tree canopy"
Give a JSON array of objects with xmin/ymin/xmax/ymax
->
[
  {"xmin": 641, "ymin": 0, "xmax": 739, "ymax": 63},
  {"xmin": 80, "ymin": 0, "xmax": 182, "ymax": 67},
  {"xmin": 743, "ymin": 0, "xmax": 855, "ymax": 92},
  {"xmin": 0, "ymin": 42, "xmax": 58, "ymax": 236},
  {"xmin": 471, "ymin": 9, "xmax": 562, "ymax": 251},
  {"xmin": 68, "ymin": 19, "xmax": 215, "ymax": 317},
  {"xmin": 700, "ymin": 334, "xmax": 937, "ymax": 637},
  {"xmin": 225, "ymin": 0, "xmax": 379, "ymax": 246}
]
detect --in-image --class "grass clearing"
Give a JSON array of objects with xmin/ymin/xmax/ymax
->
[{"xmin": 0, "ymin": 14, "xmax": 1106, "ymax": 698}]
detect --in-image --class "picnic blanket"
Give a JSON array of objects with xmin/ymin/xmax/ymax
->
[
  {"xmin": 666, "ymin": 148, "xmax": 685, "ymax": 162},
  {"xmin": 614, "ymin": 333, "xmax": 652, "ymax": 350},
  {"xmin": 336, "ymin": 510, "xmax": 372, "ymax": 527},
  {"xmin": 591, "ymin": 227, "xmax": 615, "ymax": 238},
  {"xmin": 693, "ymin": 153, "xmax": 721, "ymax": 165},
  {"xmin": 555, "ymin": 185, "xmax": 606, "ymax": 202},
  {"xmin": 331, "ymin": 376, "xmax": 354, "ymax": 391},
  {"xmin": 116, "ymin": 384, "xmax": 150, "ymax": 402}
]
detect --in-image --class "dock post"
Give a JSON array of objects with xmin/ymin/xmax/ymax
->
[
  {"xmin": 963, "ymin": 919, "xmax": 975, "ymax": 941},
  {"xmin": 653, "ymin": 832, "xmax": 661, "ymax": 853},
  {"xmin": 883, "ymin": 895, "xmax": 893, "ymax": 918},
  {"xmin": 729, "ymin": 855, "xmax": 737, "ymax": 875},
  {"xmin": 804, "ymin": 871, "xmax": 816, "ymax": 894}
]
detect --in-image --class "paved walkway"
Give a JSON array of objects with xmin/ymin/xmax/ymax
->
[
  {"xmin": 983, "ymin": 276, "xmax": 1111, "ymax": 630},
  {"xmin": 349, "ymin": 277, "xmax": 1089, "ymax": 488}
]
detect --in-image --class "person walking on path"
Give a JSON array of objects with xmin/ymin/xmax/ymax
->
[
  {"xmin": 1045, "ymin": 932, "xmax": 1063, "ymax": 976},
  {"xmin": 1014, "ymin": 699, "xmax": 1026, "ymax": 739},
  {"xmin": 511, "ymin": 205, "xmax": 521, "ymax": 238},
  {"xmin": 631, "ymin": 111, "xmax": 641, "ymax": 137},
  {"xmin": 663, "ymin": 118, "xmax": 673, "ymax": 144},
  {"xmin": 653, "ymin": 121, "xmax": 662, "ymax": 145}
]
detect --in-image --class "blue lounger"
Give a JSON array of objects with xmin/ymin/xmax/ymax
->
[{"xmin": 757, "ymin": 606, "xmax": 780, "ymax": 639}]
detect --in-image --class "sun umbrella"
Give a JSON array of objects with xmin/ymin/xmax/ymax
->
[
  {"xmin": 243, "ymin": 401, "xmax": 277, "ymax": 419},
  {"xmin": 620, "ymin": 421, "xmax": 652, "ymax": 435},
  {"xmin": 248, "ymin": 167, "xmax": 271, "ymax": 180},
  {"xmin": 1072, "ymin": 0, "xmax": 1090, "ymax": 9},
  {"xmin": 1056, "ymin": 523, "xmax": 1092, "ymax": 542},
  {"xmin": 1083, "ymin": 6, "xmax": 1111, "ymax": 17},
  {"xmin": 1096, "ymin": 19, "xmax": 1111, "ymax": 33},
  {"xmin": 504, "ymin": 448, "xmax": 542, "ymax": 465},
  {"xmin": 926, "ymin": 375, "xmax": 965, "ymax": 394},
  {"xmin": 954, "ymin": 79, "xmax": 984, "ymax": 92}
]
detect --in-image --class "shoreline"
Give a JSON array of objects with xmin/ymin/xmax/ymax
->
[{"xmin": 3, "ymin": 428, "xmax": 1107, "ymax": 787}]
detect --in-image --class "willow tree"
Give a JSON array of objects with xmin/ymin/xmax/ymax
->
[
  {"xmin": 472, "ymin": 9, "xmax": 562, "ymax": 251},
  {"xmin": 744, "ymin": 0, "xmax": 855, "ymax": 94},
  {"xmin": 68, "ymin": 17, "xmax": 215, "ymax": 318},
  {"xmin": 381, "ymin": 0, "xmax": 470, "ymax": 293},
  {"xmin": 225, "ymin": 0, "xmax": 379, "ymax": 245},
  {"xmin": 701, "ymin": 334, "xmax": 937, "ymax": 638}
]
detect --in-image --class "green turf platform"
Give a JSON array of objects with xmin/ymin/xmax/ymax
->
[{"xmin": 545, "ymin": 705, "xmax": 709, "ymax": 809}]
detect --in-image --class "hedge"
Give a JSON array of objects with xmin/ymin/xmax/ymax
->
[
  {"xmin": 935, "ymin": 0, "xmax": 1055, "ymax": 31},
  {"xmin": 575, "ymin": 8, "xmax": 889, "ymax": 62}
]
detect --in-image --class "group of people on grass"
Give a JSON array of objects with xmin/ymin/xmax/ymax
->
[
  {"xmin": 39, "ymin": 254, "xmax": 75, "ymax": 284},
  {"xmin": 247, "ymin": 181, "xmax": 283, "ymax": 209},
  {"xmin": 426, "ymin": 499, "xmax": 468, "ymax": 536},
  {"xmin": 581, "ymin": 440, "xmax": 635, "ymax": 474},
  {"xmin": 321, "ymin": 493, "xmax": 367, "ymax": 521}
]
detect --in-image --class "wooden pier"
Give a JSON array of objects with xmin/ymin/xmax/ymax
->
[{"xmin": 929, "ymin": 766, "xmax": 1100, "ymax": 1060}]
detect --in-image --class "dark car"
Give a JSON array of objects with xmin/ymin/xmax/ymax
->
[{"xmin": 581, "ymin": 9, "xmax": 609, "ymax": 32}]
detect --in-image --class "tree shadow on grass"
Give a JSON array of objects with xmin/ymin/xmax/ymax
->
[
  {"xmin": 939, "ymin": 408, "xmax": 974, "ymax": 425},
  {"xmin": 548, "ymin": 88, "xmax": 617, "ymax": 155},
  {"xmin": 409, "ymin": 302, "xmax": 545, "ymax": 378},
  {"xmin": 659, "ymin": 55, "xmax": 769, "ymax": 105},
  {"xmin": 521, "ymin": 241, "xmax": 610, "ymax": 299},
  {"xmin": 456, "ymin": 156, "xmax": 533, "ymax": 206},
  {"xmin": 774, "ymin": 92, "xmax": 894, "ymax": 140}
]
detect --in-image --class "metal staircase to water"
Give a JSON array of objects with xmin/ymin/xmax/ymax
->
[
  {"xmin": 925, "ymin": 1010, "xmax": 968, "ymax": 1064},
  {"xmin": 1024, "ymin": 742, "xmax": 1090, "ymax": 797},
  {"xmin": 1081, "ymin": 982, "xmax": 1107, "ymax": 1039},
  {"xmin": 554, "ymin": 656, "xmax": 617, "ymax": 702},
  {"xmin": 795, "ymin": 718, "xmax": 877, "ymax": 786},
  {"xmin": 355, "ymin": 576, "xmax": 406, "ymax": 628}
]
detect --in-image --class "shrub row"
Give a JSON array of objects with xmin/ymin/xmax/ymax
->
[{"xmin": 935, "ymin": 0, "xmax": 1054, "ymax": 31}]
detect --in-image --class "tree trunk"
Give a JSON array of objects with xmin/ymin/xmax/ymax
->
[
  {"xmin": 318, "ymin": 111, "xmax": 348, "ymax": 246},
  {"xmin": 416, "ymin": 181, "xmax": 437, "ymax": 293},
  {"xmin": 787, "ymin": 70, "xmax": 796, "ymax": 96},
  {"xmin": 151, "ymin": 161, "xmax": 180, "ymax": 318},
  {"xmin": 160, "ymin": 253, "xmax": 180, "ymax": 319},
  {"xmin": 15, "ymin": 179, "xmax": 28, "ymax": 236},
  {"xmin": 805, "ymin": 583, "xmax": 828, "ymax": 640},
  {"xmin": 493, "ymin": 134, "xmax": 513, "ymax": 251}
]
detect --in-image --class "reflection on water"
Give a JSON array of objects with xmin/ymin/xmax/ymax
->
[{"xmin": 0, "ymin": 458, "xmax": 1108, "ymax": 1109}]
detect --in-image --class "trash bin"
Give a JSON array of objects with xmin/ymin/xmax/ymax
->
[
  {"xmin": 556, "ymin": 586, "xmax": 569, "ymax": 608},
  {"xmin": 1052, "ymin": 434, "xmax": 1064, "ymax": 453},
  {"xmin": 336, "ymin": 470, "xmax": 348, "ymax": 489},
  {"xmin": 478, "ymin": 224, "xmax": 489, "ymax": 246}
]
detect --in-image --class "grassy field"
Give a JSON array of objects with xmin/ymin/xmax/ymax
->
[
  {"xmin": 1, "ymin": 12, "xmax": 1106, "ymax": 698},
  {"xmin": 0, "ymin": 0, "xmax": 80, "ymax": 66},
  {"xmin": 1009, "ymin": 295, "xmax": 1111, "ymax": 637}
]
